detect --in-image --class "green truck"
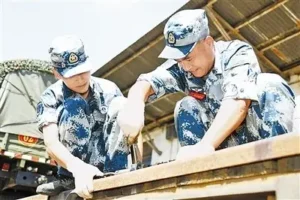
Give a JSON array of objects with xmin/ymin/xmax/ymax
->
[{"xmin": 0, "ymin": 59, "xmax": 58, "ymax": 196}]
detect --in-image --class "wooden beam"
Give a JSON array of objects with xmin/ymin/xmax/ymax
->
[
  {"xmin": 260, "ymin": 31, "xmax": 300, "ymax": 52},
  {"xmin": 22, "ymin": 133, "xmax": 300, "ymax": 200},
  {"xmin": 210, "ymin": 9, "xmax": 288, "ymax": 79},
  {"xmin": 236, "ymin": 0, "xmax": 289, "ymax": 29},
  {"xmin": 90, "ymin": 133, "xmax": 300, "ymax": 192},
  {"xmin": 20, "ymin": 195, "xmax": 48, "ymax": 200},
  {"xmin": 256, "ymin": 26, "xmax": 300, "ymax": 50},
  {"xmin": 101, "ymin": 35, "xmax": 164, "ymax": 79},
  {"xmin": 267, "ymin": 195, "xmax": 276, "ymax": 200},
  {"xmin": 216, "ymin": 0, "xmax": 290, "ymax": 40},
  {"xmin": 284, "ymin": 64, "xmax": 300, "ymax": 77},
  {"xmin": 143, "ymin": 113, "xmax": 174, "ymax": 131},
  {"xmin": 206, "ymin": 7, "xmax": 231, "ymax": 41},
  {"xmin": 282, "ymin": 4, "xmax": 300, "ymax": 25},
  {"xmin": 114, "ymin": 173, "xmax": 300, "ymax": 200}
]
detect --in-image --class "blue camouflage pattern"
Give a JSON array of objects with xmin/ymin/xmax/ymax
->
[
  {"xmin": 164, "ymin": 9, "xmax": 208, "ymax": 47},
  {"xmin": 138, "ymin": 40, "xmax": 296, "ymax": 148},
  {"xmin": 37, "ymin": 77, "xmax": 129, "ymax": 175}
]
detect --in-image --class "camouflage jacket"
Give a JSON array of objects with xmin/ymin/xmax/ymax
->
[{"xmin": 138, "ymin": 40, "xmax": 261, "ymax": 115}]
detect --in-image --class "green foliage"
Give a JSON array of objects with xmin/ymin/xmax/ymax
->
[{"xmin": 0, "ymin": 59, "xmax": 53, "ymax": 85}]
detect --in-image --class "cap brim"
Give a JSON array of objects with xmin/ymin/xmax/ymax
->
[
  {"xmin": 60, "ymin": 60, "xmax": 93, "ymax": 78},
  {"xmin": 158, "ymin": 42, "xmax": 197, "ymax": 59}
]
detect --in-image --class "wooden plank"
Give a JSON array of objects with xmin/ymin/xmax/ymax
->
[
  {"xmin": 92, "ymin": 133, "xmax": 300, "ymax": 191},
  {"xmin": 113, "ymin": 173, "xmax": 300, "ymax": 200},
  {"xmin": 24, "ymin": 156, "xmax": 299, "ymax": 200},
  {"xmin": 267, "ymin": 195, "xmax": 276, "ymax": 200},
  {"xmin": 20, "ymin": 194, "xmax": 48, "ymax": 200},
  {"xmin": 177, "ymin": 159, "xmax": 279, "ymax": 187},
  {"xmin": 22, "ymin": 133, "xmax": 300, "ymax": 200},
  {"xmin": 278, "ymin": 155, "xmax": 300, "ymax": 173},
  {"xmin": 91, "ymin": 156, "xmax": 297, "ymax": 199},
  {"xmin": 275, "ymin": 173, "xmax": 300, "ymax": 200}
]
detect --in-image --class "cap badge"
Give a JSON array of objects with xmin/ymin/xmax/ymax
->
[
  {"xmin": 167, "ymin": 32, "xmax": 176, "ymax": 45},
  {"xmin": 69, "ymin": 53, "xmax": 79, "ymax": 64}
]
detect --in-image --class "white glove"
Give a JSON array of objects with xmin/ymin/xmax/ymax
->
[
  {"xmin": 176, "ymin": 142, "xmax": 215, "ymax": 161},
  {"xmin": 67, "ymin": 158, "xmax": 103, "ymax": 199},
  {"xmin": 117, "ymin": 99, "xmax": 145, "ymax": 144}
]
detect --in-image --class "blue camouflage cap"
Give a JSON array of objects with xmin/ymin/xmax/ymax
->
[
  {"xmin": 48, "ymin": 35, "xmax": 92, "ymax": 78},
  {"xmin": 159, "ymin": 9, "xmax": 209, "ymax": 59}
]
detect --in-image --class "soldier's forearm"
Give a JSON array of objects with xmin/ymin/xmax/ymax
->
[
  {"xmin": 128, "ymin": 81, "xmax": 154, "ymax": 103},
  {"xmin": 43, "ymin": 124, "xmax": 85, "ymax": 171},
  {"xmin": 46, "ymin": 141, "xmax": 79, "ymax": 170},
  {"xmin": 201, "ymin": 99, "xmax": 251, "ymax": 148}
]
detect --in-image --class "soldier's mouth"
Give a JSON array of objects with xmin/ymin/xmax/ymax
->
[
  {"xmin": 77, "ymin": 82, "xmax": 88, "ymax": 88},
  {"xmin": 190, "ymin": 68, "xmax": 198, "ymax": 73}
]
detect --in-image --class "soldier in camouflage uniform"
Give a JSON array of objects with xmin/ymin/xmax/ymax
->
[
  {"xmin": 36, "ymin": 35, "xmax": 140, "ymax": 199},
  {"xmin": 117, "ymin": 9, "xmax": 295, "ymax": 160}
]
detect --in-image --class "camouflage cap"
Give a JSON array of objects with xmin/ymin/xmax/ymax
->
[
  {"xmin": 48, "ymin": 35, "xmax": 92, "ymax": 78},
  {"xmin": 159, "ymin": 9, "xmax": 209, "ymax": 59}
]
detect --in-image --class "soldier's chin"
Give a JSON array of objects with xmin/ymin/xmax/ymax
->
[
  {"xmin": 192, "ymin": 68, "xmax": 207, "ymax": 77},
  {"xmin": 191, "ymin": 71, "xmax": 203, "ymax": 77},
  {"xmin": 75, "ymin": 85, "xmax": 89, "ymax": 94}
]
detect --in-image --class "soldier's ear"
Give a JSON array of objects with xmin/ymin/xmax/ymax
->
[
  {"xmin": 52, "ymin": 68, "xmax": 62, "ymax": 80},
  {"xmin": 205, "ymin": 36, "xmax": 214, "ymax": 47}
]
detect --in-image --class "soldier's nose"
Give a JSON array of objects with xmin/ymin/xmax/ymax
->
[{"xmin": 182, "ymin": 64, "xmax": 192, "ymax": 72}]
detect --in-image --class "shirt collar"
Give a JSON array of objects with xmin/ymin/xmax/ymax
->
[{"xmin": 212, "ymin": 41, "xmax": 223, "ymax": 75}]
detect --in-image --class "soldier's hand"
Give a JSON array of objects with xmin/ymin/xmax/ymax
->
[
  {"xmin": 176, "ymin": 142, "xmax": 215, "ymax": 161},
  {"xmin": 117, "ymin": 99, "xmax": 145, "ymax": 145},
  {"xmin": 68, "ymin": 159, "xmax": 103, "ymax": 199}
]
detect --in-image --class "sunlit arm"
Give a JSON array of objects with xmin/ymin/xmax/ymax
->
[{"xmin": 201, "ymin": 99, "xmax": 251, "ymax": 148}]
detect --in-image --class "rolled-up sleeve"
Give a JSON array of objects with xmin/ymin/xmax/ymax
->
[
  {"xmin": 37, "ymin": 89, "xmax": 58, "ymax": 132},
  {"xmin": 222, "ymin": 43, "xmax": 261, "ymax": 101},
  {"xmin": 137, "ymin": 60, "xmax": 187, "ymax": 102}
]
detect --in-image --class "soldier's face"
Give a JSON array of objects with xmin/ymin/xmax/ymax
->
[
  {"xmin": 176, "ymin": 36, "xmax": 215, "ymax": 77},
  {"xmin": 54, "ymin": 70, "xmax": 91, "ymax": 94}
]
